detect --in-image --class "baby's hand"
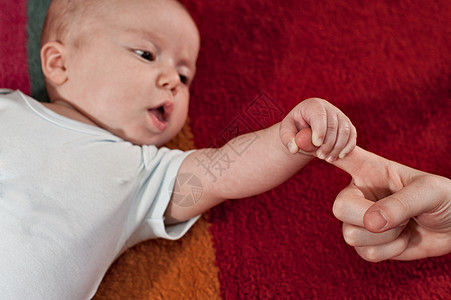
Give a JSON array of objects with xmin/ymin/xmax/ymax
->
[{"xmin": 279, "ymin": 98, "xmax": 357, "ymax": 162}]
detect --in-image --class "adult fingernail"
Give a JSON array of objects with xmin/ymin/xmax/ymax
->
[{"xmin": 367, "ymin": 210, "xmax": 388, "ymax": 231}]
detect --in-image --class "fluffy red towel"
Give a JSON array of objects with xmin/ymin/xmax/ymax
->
[
  {"xmin": 189, "ymin": 0, "xmax": 451, "ymax": 298},
  {"xmin": 0, "ymin": 0, "xmax": 29, "ymax": 93},
  {"xmin": 1, "ymin": 0, "xmax": 449, "ymax": 299}
]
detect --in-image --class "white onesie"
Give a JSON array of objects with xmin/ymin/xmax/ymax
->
[{"xmin": 0, "ymin": 90, "xmax": 199, "ymax": 299}]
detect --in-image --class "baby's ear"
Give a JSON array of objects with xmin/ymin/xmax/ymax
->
[{"xmin": 40, "ymin": 41, "xmax": 68, "ymax": 86}]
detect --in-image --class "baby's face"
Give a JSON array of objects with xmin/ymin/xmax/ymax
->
[{"xmin": 60, "ymin": 0, "xmax": 200, "ymax": 146}]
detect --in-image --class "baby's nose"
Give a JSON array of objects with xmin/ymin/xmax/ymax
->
[{"xmin": 157, "ymin": 67, "xmax": 180, "ymax": 94}]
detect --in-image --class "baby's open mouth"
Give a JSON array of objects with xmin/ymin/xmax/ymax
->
[
  {"xmin": 148, "ymin": 102, "xmax": 174, "ymax": 131},
  {"xmin": 149, "ymin": 106, "xmax": 166, "ymax": 123}
]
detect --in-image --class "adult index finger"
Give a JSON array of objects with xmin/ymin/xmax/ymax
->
[
  {"xmin": 331, "ymin": 146, "xmax": 381, "ymax": 178},
  {"xmin": 295, "ymin": 127, "xmax": 318, "ymax": 154}
]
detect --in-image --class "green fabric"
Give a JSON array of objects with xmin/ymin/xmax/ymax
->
[{"xmin": 27, "ymin": 0, "xmax": 52, "ymax": 102}]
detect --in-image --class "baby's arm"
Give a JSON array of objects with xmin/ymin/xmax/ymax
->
[{"xmin": 164, "ymin": 98, "xmax": 356, "ymax": 223}]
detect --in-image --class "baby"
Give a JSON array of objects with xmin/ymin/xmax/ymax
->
[{"xmin": 0, "ymin": 0, "xmax": 356, "ymax": 298}]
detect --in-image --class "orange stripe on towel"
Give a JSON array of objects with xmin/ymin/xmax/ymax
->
[{"xmin": 94, "ymin": 121, "xmax": 221, "ymax": 300}]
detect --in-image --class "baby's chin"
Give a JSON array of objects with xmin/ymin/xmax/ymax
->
[
  {"xmin": 123, "ymin": 136, "xmax": 168, "ymax": 147},
  {"xmin": 110, "ymin": 121, "xmax": 184, "ymax": 147},
  {"xmin": 122, "ymin": 132, "xmax": 179, "ymax": 147}
]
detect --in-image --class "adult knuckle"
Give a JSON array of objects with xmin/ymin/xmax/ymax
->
[
  {"xmin": 343, "ymin": 226, "xmax": 360, "ymax": 246},
  {"xmin": 419, "ymin": 174, "xmax": 446, "ymax": 190},
  {"xmin": 332, "ymin": 196, "xmax": 346, "ymax": 219},
  {"xmin": 358, "ymin": 247, "xmax": 382, "ymax": 263},
  {"xmin": 390, "ymin": 194, "xmax": 411, "ymax": 214}
]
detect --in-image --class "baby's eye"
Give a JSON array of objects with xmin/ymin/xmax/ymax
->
[
  {"xmin": 134, "ymin": 50, "xmax": 155, "ymax": 61},
  {"xmin": 179, "ymin": 74, "xmax": 190, "ymax": 85}
]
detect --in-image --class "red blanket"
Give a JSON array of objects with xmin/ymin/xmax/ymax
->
[
  {"xmin": 190, "ymin": 1, "xmax": 451, "ymax": 298},
  {"xmin": 2, "ymin": 0, "xmax": 450, "ymax": 299}
]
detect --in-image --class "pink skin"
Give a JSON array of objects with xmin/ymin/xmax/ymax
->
[
  {"xmin": 41, "ymin": 0, "xmax": 200, "ymax": 146},
  {"xmin": 295, "ymin": 128, "xmax": 318, "ymax": 153}
]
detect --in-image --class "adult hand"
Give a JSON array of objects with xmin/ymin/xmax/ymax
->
[{"xmin": 331, "ymin": 146, "xmax": 451, "ymax": 262}]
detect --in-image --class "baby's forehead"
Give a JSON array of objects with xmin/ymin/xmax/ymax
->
[
  {"xmin": 42, "ymin": 0, "xmax": 109, "ymax": 44},
  {"xmin": 42, "ymin": 0, "xmax": 200, "ymax": 56},
  {"xmin": 45, "ymin": 0, "xmax": 194, "ymax": 33}
]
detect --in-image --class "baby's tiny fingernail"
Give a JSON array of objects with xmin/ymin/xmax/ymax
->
[
  {"xmin": 288, "ymin": 140, "xmax": 298, "ymax": 154},
  {"xmin": 338, "ymin": 151, "xmax": 346, "ymax": 159},
  {"xmin": 313, "ymin": 137, "xmax": 323, "ymax": 147},
  {"xmin": 317, "ymin": 151, "xmax": 326, "ymax": 160},
  {"xmin": 326, "ymin": 156, "xmax": 335, "ymax": 163}
]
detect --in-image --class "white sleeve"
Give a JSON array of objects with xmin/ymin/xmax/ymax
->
[{"xmin": 125, "ymin": 147, "xmax": 200, "ymax": 248}]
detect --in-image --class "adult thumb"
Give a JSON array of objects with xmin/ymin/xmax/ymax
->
[{"xmin": 363, "ymin": 176, "xmax": 439, "ymax": 232}]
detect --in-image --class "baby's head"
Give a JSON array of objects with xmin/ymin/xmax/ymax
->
[{"xmin": 40, "ymin": 0, "xmax": 200, "ymax": 146}]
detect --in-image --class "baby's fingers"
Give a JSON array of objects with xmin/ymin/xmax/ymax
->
[
  {"xmin": 314, "ymin": 111, "xmax": 338, "ymax": 160},
  {"xmin": 316, "ymin": 114, "xmax": 356, "ymax": 162},
  {"xmin": 279, "ymin": 113, "xmax": 301, "ymax": 154},
  {"xmin": 305, "ymin": 103, "xmax": 328, "ymax": 148},
  {"xmin": 326, "ymin": 119, "xmax": 356, "ymax": 161},
  {"xmin": 338, "ymin": 123, "xmax": 357, "ymax": 159}
]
